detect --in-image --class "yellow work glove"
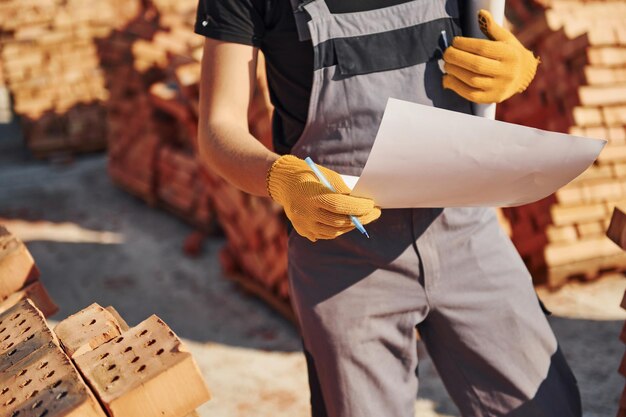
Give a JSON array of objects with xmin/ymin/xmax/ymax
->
[
  {"xmin": 442, "ymin": 9, "xmax": 540, "ymax": 104},
  {"xmin": 267, "ymin": 155, "xmax": 381, "ymax": 242}
]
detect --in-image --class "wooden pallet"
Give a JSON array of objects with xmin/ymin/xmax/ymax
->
[{"xmin": 547, "ymin": 252, "xmax": 626, "ymax": 287}]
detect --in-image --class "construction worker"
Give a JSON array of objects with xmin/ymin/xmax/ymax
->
[{"xmin": 195, "ymin": 0, "xmax": 582, "ymax": 416}]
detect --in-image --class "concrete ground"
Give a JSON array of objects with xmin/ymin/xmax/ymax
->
[{"xmin": 1, "ymin": 120, "xmax": 625, "ymax": 417}]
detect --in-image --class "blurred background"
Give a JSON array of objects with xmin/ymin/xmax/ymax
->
[{"xmin": 0, "ymin": 0, "xmax": 625, "ymax": 416}]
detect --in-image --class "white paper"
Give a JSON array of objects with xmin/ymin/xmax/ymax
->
[
  {"xmin": 341, "ymin": 175, "xmax": 359, "ymax": 191},
  {"xmin": 347, "ymin": 98, "xmax": 606, "ymax": 208},
  {"xmin": 465, "ymin": 0, "xmax": 506, "ymax": 119}
]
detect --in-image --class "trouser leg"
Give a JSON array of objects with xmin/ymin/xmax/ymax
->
[
  {"xmin": 288, "ymin": 210, "xmax": 431, "ymax": 417},
  {"xmin": 418, "ymin": 208, "xmax": 581, "ymax": 417},
  {"xmin": 303, "ymin": 344, "xmax": 329, "ymax": 417}
]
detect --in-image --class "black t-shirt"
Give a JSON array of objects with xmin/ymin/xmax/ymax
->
[{"xmin": 194, "ymin": 0, "xmax": 412, "ymax": 155}]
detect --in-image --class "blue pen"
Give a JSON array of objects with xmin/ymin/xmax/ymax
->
[{"xmin": 304, "ymin": 157, "xmax": 370, "ymax": 238}]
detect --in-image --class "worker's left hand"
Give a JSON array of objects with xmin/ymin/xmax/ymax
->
[{"xmin": 442, "ymin": 9, "xmax": 540, "ymax": 104}]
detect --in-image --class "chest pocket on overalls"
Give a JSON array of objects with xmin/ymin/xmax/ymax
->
[
  {"xmin": 325, "ymin": 14, "xmax": 468, "ymax": 113},
  {"xmin": 332, "ymin": 22, "xmax": 452, "ymax": 78}
]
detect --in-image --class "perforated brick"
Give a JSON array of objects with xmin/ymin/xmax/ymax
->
[
  {"xmin": 0, "ymin": 282, "xmax": 58, "ymax": 318},
  {"xmin": 54, "ymin": 304, "xmax": 123, "ymax": 358},
  {"xmin": 104, "ymin": 307, "xmax": 129, "ymax": 332},
  {"xmin": 0, "ymin": 341, "xmax": 106, "ymax": 417},
  {"xmin": 75, "ymin": 315, "xmax": 210, "ymax": 417},
  {"xmin": 0, "ymin": 299, "xmax": 57, "ymax": 373},
  {"xmin": 0, "ymin": 226, "xmax": 39, "ymax": 299}
]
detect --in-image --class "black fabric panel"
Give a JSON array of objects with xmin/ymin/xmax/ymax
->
[
  {"xmin": 291, "ymin": 0, "xmax": 414, "ymax": 41},
  {"xmin": 327, "ymin": 0, "xmax": 412, "ymax": 13},
  {"xmin": 314, "ymin": 17, "xmax": 461, "ymax": 74}
]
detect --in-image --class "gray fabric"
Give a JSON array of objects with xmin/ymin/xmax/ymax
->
[
  {"xmin": 304, "ymin": 0, "xmax": 458, "ymax": 44},
  {"xmin": 289, "ymin": 209, "xmax": 581, "ymax": 417},
  {"xmin": 286, "ymin": 1, "xmax": 582, "ymax": 416},
  {"xmin": 291, "ymin": 0, "xmax": 469, "ymax": 176}
]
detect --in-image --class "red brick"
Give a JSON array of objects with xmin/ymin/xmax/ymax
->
[
  {"xmin": 0, "ymin": 299, "xmax": 57, "ymax": 373},
  {"xmin": 183, "ymin": 231, "xmax": 205, "ymax": 258},
  {"xmin": 0, "ymin": 341, "xmax": 106, "ymax": 417},
  {"xmin": 0, "ymin": 225, "xmax": 39, "ymax": 299},
  {"xmin": 54, "ymin": 303, "xmax": 124, "ymax": 358},
  {"xmin": 0, "ymin": 280, "xmax": 58, "ymax": 318},
  {"xmin": 75, "ymin": 315, "xmax": 210, "ymax": 417}
]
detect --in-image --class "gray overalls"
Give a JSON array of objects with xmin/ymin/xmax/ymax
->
[{"xmin": 286, "ymin": 1, "xmax": 582, "ymax": 416}]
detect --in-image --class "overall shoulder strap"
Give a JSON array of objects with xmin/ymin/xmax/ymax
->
[{"xmin": 289, "ymin": 0, "xmax": 314, "ymax": 41}]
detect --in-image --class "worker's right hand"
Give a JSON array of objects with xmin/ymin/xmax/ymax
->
[{"xmin": 266, "ymin": 155, "xmax": 381, "ymax": 242}]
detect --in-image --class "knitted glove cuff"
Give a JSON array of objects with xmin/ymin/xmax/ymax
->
[
  {"xmin": 517, "ymin": 53, "xmax": 541, "ymax": 94},
  {"xmin": 266, "ymin": 154, "xmax": 302, "ymax": 202}
]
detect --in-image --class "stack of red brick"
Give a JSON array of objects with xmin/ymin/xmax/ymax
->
[
  {"xmin": 0, "ymin": 226, "xmax": 210, "ymax": 417},
  {"xmin": 499, "ymin": 0, "xmax": 626, "ymax": 286},
  {"xmin": 605, "ymin": 206, "xmax": 626, "ymax": 417},
  {"xmin": 0, "ymin": 300, "xmax": 210, "ymax": 417},
  {"xmin": 55, "ymin": 303, "xmax": 210, "ymax": 417},
  {"xmin": 0, "ymin": 0, "xmax": 140, "ymax": 156},
  {"xmin": 213, "ymin": 181, "xmax": 292, "ymax": 320},
  {"xmin": 98, "ymin": 2, "xmax": 213, "ymax": 228},
  {"xmin": 0, "ymin": 224, "xmax": 57, "ymax": 318},
  {"xmin": 0, "ymin": 299, "xmax": 106, "ymax": 417},
  {"xmin": 99, "ymin": 0, "xmax": 292, "ymax": 316}
]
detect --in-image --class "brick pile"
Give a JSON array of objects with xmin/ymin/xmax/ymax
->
[
  {"xmin": 0, "ymin": 299, "xmax": 106, "ymax": 417},
  {"xmin": 212, "ymin": 180, "xmax": 292, "ymax": 322},
  {"xmin": 0, "ymin": 221, "xmax": 209, "ymax": 417},
  {"xmin": 499, "ymin": 0, "xmax": 626, "ymax": 286},
  {"xmin": 56, "ymin": 304, "xmax": 210, "ymax": 417},
  {"xmin": 99, "ymin": 0, "xmax": 292, "ymax": 317},
  {"xmin": 98, "ymin": 2, "xmax": 215, "ymax": 229},
  {"xmin": 606, "ymin": 206, "xmax": 626, "ymax": 417},
  {"xmin": 0, "ymin": 299, "xmax": 209, "ymax": 417},
  {"xmin": 0, "ymin": 224, "xmax": 57, "ymax": 317},
  {"xmin": 0, "ymin": 0, "xmax": 141, "ymax": 156}
]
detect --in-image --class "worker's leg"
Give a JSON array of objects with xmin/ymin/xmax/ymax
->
[
  {"xmin": 288, "ymin": 209, "xmax": 434, "ymax": 417},
  {"xmin": 417, "ymin": 208, "xmax": 581, "ymax": 417},
  {"xmin": 303, "ymin": 345, "xmax": 329, "ymax": 417}
]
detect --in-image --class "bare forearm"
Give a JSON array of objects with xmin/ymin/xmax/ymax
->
[
  {"xmin": 197, "ymin": 39, "xmax": 278, "ymax": 196},
  {"xmin": 198, "ymin": 120, "xmax": 278, "ymax": 197}
]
